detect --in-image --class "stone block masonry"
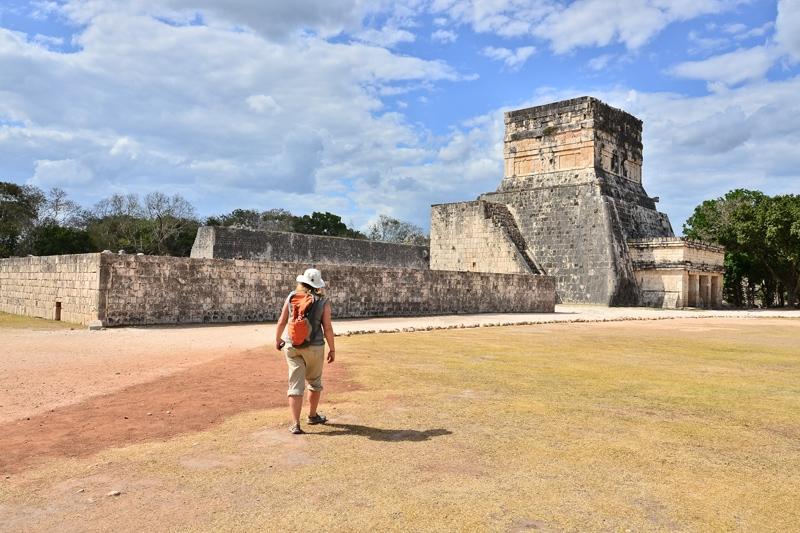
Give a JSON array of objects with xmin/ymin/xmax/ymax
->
[
  {"xmin": 430, "ymin": 201, "xmax": 532, "ymax": 275},
  {"xmin": 0, "ymin": 254, "xmax": 102, "ymax": 325},
  {"xmin": 628, "ymin": 238, "xmax": 724, "ymax": 308},
  {"xmin": 191, "ymin": 226, "xmax": 430, "ymax": 269},
  {"xmin": 101, "ymin": 255, "xmax": 555, "ymax": 326},
  {"xmin": 430, "ymin": 96, "xmax": 716, "ymax": 308},
  {"xmin": 0, "ymin": 253, "xmax": 556, "ymax": 326}
]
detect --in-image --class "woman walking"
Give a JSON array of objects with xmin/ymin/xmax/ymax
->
[{"xmin": 275, "ymin": 268, "xmax": 336, "ymax": 434}]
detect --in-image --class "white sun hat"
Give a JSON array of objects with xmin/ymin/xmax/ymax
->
[{"xmin": 296, "ymin": 268, "xmax": 326, "ymax": 288}]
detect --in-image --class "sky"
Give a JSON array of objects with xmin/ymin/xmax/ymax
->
[{"xmin": 0, "ymin": 0, "xmax": 798, "ymax": 234}]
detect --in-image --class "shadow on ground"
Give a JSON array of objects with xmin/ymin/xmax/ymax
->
[
  {"xmin": 317, "ymin": 423, "xmax": 452, "ymax": 442},
  {"xmin": 0, "ymin": 349, "xmax": 357, "ymax": 474}
]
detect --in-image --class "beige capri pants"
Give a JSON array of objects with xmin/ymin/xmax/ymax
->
[{"xmin": 284, "ymin": 344, "xmax": 325, "ymax": 396}]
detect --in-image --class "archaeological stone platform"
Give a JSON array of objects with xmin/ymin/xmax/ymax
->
[
  {"xmin": 430, "ymin": 96, "xmax": 724, "ymax": 308},
  {"xmin": 0, "ymin": 253, "xmax": 555, "ymax": 326},
  {"xmin": 192, "ymin": 226, "xmax": 429, "ymax": 269}
]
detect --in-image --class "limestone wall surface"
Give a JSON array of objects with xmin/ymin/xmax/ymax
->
[
  {"xmin": 460, "ymin": 96, "xmax": 675, "ymax": 306},
  {"xmin": 481, "ymin": 185, "xmax": 626, "ymax": 304},
  {"xmin": 100, "ymin": 255, "xmax": 555, "ymax": 326},
  {"xmin": 628, "ymin": 238, "xmax": 724, "ymax": 271},
  {"xmin": 501, "ymin": 97, "xmax": 645, "ymax": 189},
  {"xmin": 635, "ymin": 270, "xmax": 686, "ymax": 308},
  {"xmin": 0, "ymin": 254, "xmax": 102, "ymax": 325},
  {"xmin": 430, "ymin": 201, "xmax": 531, "ymax": 274},
  {"xmin": 191, "ymin": 226, "xmax": 429, "ymax": 269}
]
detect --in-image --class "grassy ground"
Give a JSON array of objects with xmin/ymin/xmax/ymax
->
[
  {"xmin": 2, "ymin": 318, "xmax": 799, "ymax": 531},
  {"xmin": 0, "ymin": 311, "xmax": 77, "ymax": 329}
]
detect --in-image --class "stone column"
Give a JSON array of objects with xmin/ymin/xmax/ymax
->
[
  {"xmin": 699, "ymin": 275, "xmax": 710, "ymax": 308},
  {"xmin": 680, "ymin": 271, "xmax": 689, "ymax": 308},
  {"xmin": 688, "ymin": 273, "xmax": 699, "ymax": 307},
  {"xmin": 711, "ymin": 275, "xmax": 722, "ymax": 308}
]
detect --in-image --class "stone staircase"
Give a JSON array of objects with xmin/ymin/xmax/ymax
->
[{"xmin": 482, "ymin": 202, "xmax": 544, "ymax": 275}]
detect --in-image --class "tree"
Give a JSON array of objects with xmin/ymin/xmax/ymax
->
[
  {"xmin": 29, "ymin": 224, "xmax": 93, "ymax": 256},
  {"xmin": 293, "ymin": 211, "xmax": 365, "ymax": 238},
  {"xmin": 86, "ymin": 193, "xmax": 147, "ymax": 252},
  {"xmin": 366, "ymin": 214, "xmax": 429, "ymax": 245},
  {"xmin": 39, "ymin": 187, "xmax": 84, "ymax": 227},
  {"xmin": 207, "ymin": 208, "xmax": 297, "ymax": 232},
  {"xmin": 0, "ymin": 182, "xmax": 45, "ymax": 257},
  {"xmin": 260, "ymin": 208, "xmax": 296, "ymax": 232},
  {"xmin": 143, "ymin": 192, "xmax": 197, "ymax": 255},
  {"xmin": 214, "ymin": 208, "xmax": 262, "ymax": 229},
  {"xmin": 760, "ymin": 194, "xmax": 800, "ymax": 306},
  {"xmin": 684, "ymin": 189, "xmax": 800, "ymax": 307},
  {"xmin": 86, "ymin": 192, "xmax": 199, "ymax": 256}
]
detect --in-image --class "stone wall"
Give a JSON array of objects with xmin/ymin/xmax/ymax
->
[
  {"xmin": 635, "ymin": 270, "xmax": 686, "ymax": 308},
  {"xmin": 191, "ymin": 226, "xmax": 429, "ymax": 269},
  {"xmin": 100, "ymin": 255, "xmax": 555, "ymax": 326},
  {"xmin": 628, "ymin": 238, "xmax": 725, "ymax": 309},
  {"xmin": 430, "ymin": 201, "xmax": 531, "ymax": 274},
  {"xmin": 1, "ymin": 253, "xmax": 556, "ymax": 326},
  {"xmin": 501, "ymin": 97, "xmax": 645, "ymax": 190},
  {"xmin": 432, "ymin": 96, "xmax": 678, "ymax": 306},
  {"xmin": 628, "ymin": 238, "xmax": 725, "ymax": 271},
  {"xmin": 481, "ymin": 186, "xmax": 626, "ymax": 304},
  {"xmin": 0, "ymin": 254, "xmax": 102, "ymax": 325}
]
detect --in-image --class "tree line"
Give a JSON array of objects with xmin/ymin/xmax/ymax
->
[
  {"xmin": 0, "ymin": 181, "xmax": 428, "ymax": 258},
  {"xmin": 684, "ymin": 189, "xmax": 799, "ymax": 308}
]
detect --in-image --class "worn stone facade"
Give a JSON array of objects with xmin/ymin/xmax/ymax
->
[
  {"xmin": 0, "ymin": 254, "xmax": 102, "ymax": 324},
  {"xmin": 0, "ymin": 252, "xmax": 555, "ymax": 326},
  {"xmin": 628, "ymin": 238, "xmax": 724, "ymax": 308},
  {"xmin": 101, "ymin": 255, "xmax": 554, "ymax": 326},
  {"xmin": 191, "ymin": 226, "xmax": 429, "ymax": 269},
  {"xmin": 430, "ymin": 201, "xmax": 537, "ymax": 275},
  {"xmin": 431, "ymin": 96, "xmax": 724, "ymax": 307}
]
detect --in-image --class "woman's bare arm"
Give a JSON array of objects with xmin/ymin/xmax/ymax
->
[
  {"xmin": 275, "ymin": 300, "xmax": 289, "ymax": 350},
  {"xmin": 321, "ymin": 301, "xmax": 335, "ymax": 363}
]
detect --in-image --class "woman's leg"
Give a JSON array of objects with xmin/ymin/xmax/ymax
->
[
  {"xmin": 308, "ymin": 390, "xmax": 321, "ymax": 417},
  {"xmin": 305, "ymin": 345, "xmax": 325, "ymax": 418},
  {"xmin": 289, "ymin": 395, "xmax": 303, "ymax": 425},
  {"xmin": 285, "ymin": 346, "xmax": 306, "ymax": 426}
]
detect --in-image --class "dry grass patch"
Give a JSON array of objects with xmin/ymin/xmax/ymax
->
[
  {"xmin": 0, "ymin": 311, "xmax": 76, "ymax": 330},
  {"xmin": 1, "ymin": 318, "xmax": 798, "ymax": 531}
]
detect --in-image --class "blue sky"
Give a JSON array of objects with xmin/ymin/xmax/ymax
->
[{"xmin": 1, "ymin": 0, "xmax": 798, "ymax": 233}]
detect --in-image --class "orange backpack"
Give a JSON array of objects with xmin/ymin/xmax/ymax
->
[{"xmin": 287, "ymin": 292, "xmax": 316, "ymax": 346}]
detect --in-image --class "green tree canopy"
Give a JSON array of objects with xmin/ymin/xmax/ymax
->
[
  {"xmin": 293, "ymin": 211, "xmax": 365, "ymax": 239},
  {"xmin": 684, "ymin": 189, "xmax": 800, "ymax": 307},
  {"xmin": 0, "ymin": 182, "xmax": 45, "ymax": 257}
]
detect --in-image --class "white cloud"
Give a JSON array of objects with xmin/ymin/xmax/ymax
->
[
  {"xmin": 30, "ymin": 159, "xmax": 95, "ymax": 187},
  {"xmin": 355, "ymin": 25, "xmax": 416, "ymax": 47},
  {"xmin": 588, "ymin": 54, "xmax": 614, "ymax": 71},
  {"xmin": 32, "ymin": 33, "xmax": 64, "ymax": 48},
  {"xmin": 481, "ymin": 46, "xmax": 536, "ymax": 70},
  {"xmin": 432, "ymin": 0, "xmax": 743, "ymax": 53},
  {"xmin": 431, "ymin": 29, "xmax": 457, "ymax": 43},
  {"xmin": 246, "ymin": 94, "xmax": 282, "ymax": 114},
  {"xmin": 721, "ymin": 23, "xmax": 747, "ymax": 34},
  {"xmin": 0, "ymin": 3, "xmax": 464, "ymax": 226},
  {"xmin": 776, "ymin": 0, "xmax": 800, "ymax": 61},
  {"xmin": 57, "ymin": 0, "xmax": 379, "ymax": 40},
  {"xmin": 671, "ymin": 45, "xmax": 779, "ymax": 88}
]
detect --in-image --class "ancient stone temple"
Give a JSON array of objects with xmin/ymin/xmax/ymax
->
[{"xmin": 430, "ymin": 96, "xmax": 724, "ymax": 308}]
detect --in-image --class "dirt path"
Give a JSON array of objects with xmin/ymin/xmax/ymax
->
[{"xmin": 0, "ymin": 348, "xmax": 355, "ymax": 474}]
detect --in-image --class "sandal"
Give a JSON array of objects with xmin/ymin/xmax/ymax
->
[
  {"xmin": 307, "ymin": 413, "xmax": 327, "ymax": 425},
  {"xmin": 289, "ymin": 423, "xmax": 304, "ymax": 434}
]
